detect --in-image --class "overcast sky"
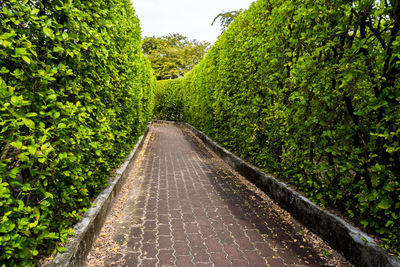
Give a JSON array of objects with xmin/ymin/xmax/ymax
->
[{"xmin": 131, "ymin": 0, "xmax": 255, "ymax": 44}]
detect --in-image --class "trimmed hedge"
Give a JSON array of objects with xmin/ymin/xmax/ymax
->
[
  {"xmin": 153, "ymin": 79, "xmax": 183, "ymax": 121},
  {"xmin": 0, "ymin": 0, "xmax": 155, "ymax": 265},
  {"xmin": 157, "ymin": 0, "xmax": 400, "ymax": 254}
]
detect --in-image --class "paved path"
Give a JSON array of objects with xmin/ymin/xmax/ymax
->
[{"xmin": 85, "ymin": 123, "xmax": 351, "ymax": 267}]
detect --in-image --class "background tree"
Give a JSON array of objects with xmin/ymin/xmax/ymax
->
[
  {"xmin": 212, "ymin": 9, "xmax": 243, "ymax": 33},
  {"xmin": 142, "ymin": 34, "xmax": 209, "ymax": 80}
]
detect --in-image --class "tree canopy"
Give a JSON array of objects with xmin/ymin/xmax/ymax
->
[
  {"xmin": 142, "ymin": 34, "xmax": 209, "ymax": 80},
  {"xmin": 212, "ymin": 9, "xmax": 243, "ymax": 33}
]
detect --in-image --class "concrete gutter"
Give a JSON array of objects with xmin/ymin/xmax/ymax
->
[
  {"xmin": 44, "ymin": 123, "xmax": 151, "ymax": 267},
  {"xmin": 153, "ymin": 120, "xmax": 400, "ymax": 267}
]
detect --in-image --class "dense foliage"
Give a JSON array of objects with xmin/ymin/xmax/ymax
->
[
  {"xmin": 157, "ymin": 0, "xmax": 400, "ymax": 254},
  {"xmin": 153, "ymin": 79, "xmax": 183, "ymax": 121},
  {"xmin": 0, "ymin": 0, "xmax": 155, "ymax": 265},
  {"xmin": 142, "ymin": 34, "xmax": 209, "ymax": 80}
]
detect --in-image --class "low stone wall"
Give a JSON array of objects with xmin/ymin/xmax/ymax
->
[
  {"xmin": 44, "ymin": 123, "xmax": 151, "ymax": 267},
  {"xmin": 153, "ymin": 120, "xmax": 400, "ymax": 267}
]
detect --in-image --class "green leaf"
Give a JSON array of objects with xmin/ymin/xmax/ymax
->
[
  {"xmin": 31, "ymin": 8, "xmax": 40, "ymax": 15},
  {"xmin": 378, "ymin": 199, "xmax": 393, "ymax": 210},
  {"xmin": 44, "ymin": 192, "xmax": 53, "ymax": 199},
  {"xmin": 62, "ymin": 32, "xmax": 68, "ymax": 40},
  {"xmin": 27, "ymin": 146, "xmax": 36, "ymax": 155},
  {"xmin": 53, "ymin": 46, "xmax": 64, "ymax": 53},
  {"xmin": 0, "ymin": 32, "xmax": 16, "ymax": 40},
  {"xmin": 15, "ymin": 48, "xmax": 28, "ymax": 56},
  {"xmin": 53, "ymin": 112, "xmax": 60, "ymax": 119},
  {"xmin": 43, "ymin": 27, "xmax": 55, "ymax": 40},
  {"xmin": 47, "ymin": 94, "xmax": 57, "ymax": 101},
  {"xmin": 10, "ymin": 95, "xmax": 19, "ymax": 106},
  {"xmin": 22, "ymin": 118, "xmax": 35, "ymax": 129},
  {"xmin": 56, "ymin": 246, "xmax": 67, "ymax": 253},
  {"xmin": 0, "ymin": 67, "xmax": 9, "ymax": 74},
  {"xmin": 1, "ymin": 40, "xmax": 12, "ymax": 48},
  {"xmin": 10, "ymin": 141, "xmax": 23, "ymax": 149},
  {"xmin": 19, "ymin": 153, "xmax": 31, "ymax": 163},
  {"xmin": 26, "ymin": 112, "xmax": 37, "ymax": 117},
  {"xmin": 29, "ymin": 220, "xmax": 38, "ymax": 228},
  {"xmin": 22, "ymin": 56, "xmax": 31, "ymax": 64},
  {"xmin": 321, "ymin": 250, "xmax": 331, "ymax": 257}
]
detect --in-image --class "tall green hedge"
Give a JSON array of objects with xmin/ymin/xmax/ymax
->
[
  {"xmin": 158, "ymin": 0, "xmax": 400, "ymax": 254},
  {"xmin": 0, "ymin": 0, "xmax": 155, "ymax": 265},
  {"xmin": 153, "ymin": 79, "xmax": 183, "ymax": 121}
]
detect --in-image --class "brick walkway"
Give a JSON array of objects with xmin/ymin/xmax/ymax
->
[{"xmin": 85, "ymin": 123, "xmax": 351, "ymax": 267}]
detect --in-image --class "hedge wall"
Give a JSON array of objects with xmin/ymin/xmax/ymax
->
[
  {"xmin": 157, "ymin": 0, "xmax": 400, "ymax": 254},
  {"xmin": 0, "ymin": 0, "xmax": 155, "ymax": 265},
  {"xmin": 153, "ymin": 79, "xmax": 183, "ymax": 121}
]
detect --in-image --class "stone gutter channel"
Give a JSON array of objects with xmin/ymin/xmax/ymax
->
[{"xmin": 46, "ymin": 120, "xmax": 400, "ymax": 267}]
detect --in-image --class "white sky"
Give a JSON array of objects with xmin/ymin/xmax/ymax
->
[{"xmin": 131, "ymin": 0, "xmax": 255, "ymax": 44}]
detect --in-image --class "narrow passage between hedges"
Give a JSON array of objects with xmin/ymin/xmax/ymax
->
[{"xmin": 85, "ymin": 123, "xmax": 352, "ymax": 267}]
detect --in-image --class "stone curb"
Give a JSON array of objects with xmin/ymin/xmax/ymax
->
[
  {"xmin": 44, "ymin": 123, "xmax": 152, "ymax": 267},
  {"xmin": 152, "ymin": 120, "xmax": 400, "ymax": 267}
]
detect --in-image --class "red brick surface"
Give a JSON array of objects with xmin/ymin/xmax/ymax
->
[{"xmin": 86, "ymin": 123, "xmax": 351, "ymax": 267}]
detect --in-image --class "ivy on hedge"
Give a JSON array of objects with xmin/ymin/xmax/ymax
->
[
  {"xmin": 0, "ymin": 0, "xmax": 155, "ymax": 265},
  {"xmin": 157, "ymin": 0, "xmax": 400, "ymax": 254}
]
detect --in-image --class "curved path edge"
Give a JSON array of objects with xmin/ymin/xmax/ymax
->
[
  {"xmin": 153, "ymin": 120, "xmax": 400, "ymax": 267},
  {"xmin": 44, "ymin": 123, "xmax": 152, "ymax": 267}
]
